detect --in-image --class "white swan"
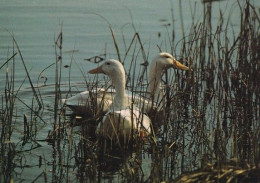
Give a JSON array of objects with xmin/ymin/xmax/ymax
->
[
  {"xmin": 138, "ymin": 52, "xmax": 189, "ymax": 111},
  {"xmin": 62, "ymin": 52, "xmax": 189, "ymax": 115},
  {"xmin": 88, "ymin": 59, "xmax": 151, "ymax": 141}
]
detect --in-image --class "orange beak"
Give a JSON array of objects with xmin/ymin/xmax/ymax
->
[
  {"xmin": 88, "ymin": 65, "xmax": 104, "ymax": 74},
  {"xmin": 173, "ymin": 59, "xmax": 189, "ymax": 71}
]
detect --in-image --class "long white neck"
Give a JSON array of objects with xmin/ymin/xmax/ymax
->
[
  {"xmin": 109, "ymin": 70, "xmax": 128, "ymax": 109},
  {"xmin": 147, "ymin": 61, "xmax": 163, "ymax": 98}
]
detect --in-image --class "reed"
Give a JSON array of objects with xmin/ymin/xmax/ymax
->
[{"xmin": 0, "ymin": 0, "xmax": 259, "ymax": 182}]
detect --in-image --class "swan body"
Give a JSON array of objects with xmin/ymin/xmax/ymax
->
[
  {"xmin": 96, "ymin": 108, "xmax": 151, "ymax": 141},
  {"xmin": 62, "ymin": 88, "xmax": 114, "ymax": 116},
  {"xmin": 88, "ymin": 59, "xmax": 151, "ymax": 140},
  {"xmin": 62, "ymin": 52, "xmax": 189, "ymax": 115}
]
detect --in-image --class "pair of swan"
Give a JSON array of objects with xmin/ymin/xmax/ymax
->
[
  {"xmin": 63, "ymin": 52, "xmax": 189, "ymax": 115},
  {"xmin": 63, "ymin": 52, "xmax": 189, "ymax": 141}
]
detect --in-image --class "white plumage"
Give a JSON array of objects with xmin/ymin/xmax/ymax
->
[
  {"xmin": 62, "ymin": 52, "xmax": 189, "ymax": 115},
  {"xmin": 88, "ymin": 59, "xmax": 151, "ymax": 141}
]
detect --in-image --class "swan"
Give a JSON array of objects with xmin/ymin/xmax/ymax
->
[
  {"xmin": 138, "ymin": 52, "xmax": 189, "ymax": 111},
  {"xmin": 88, "ymin": 59, "xmax": 151, "ymax": 141},
  {"xmin": 62, "ymin": 52, "xmax": 189, "ymax": 115}
]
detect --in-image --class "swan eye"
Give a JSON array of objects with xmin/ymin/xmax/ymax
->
[
  {"xmin": 164, "ymin": 55, "xmax": 171, "ymax": 59},
  {"xmin": 106, "ymin": 62, "xmax": 110, "ymax": 65}
]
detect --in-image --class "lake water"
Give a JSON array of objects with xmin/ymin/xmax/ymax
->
[
  {"xmin": 0, "ymin": 0, "xmax": 248, "ymax": 82},
  {"xmin": 1, "ymin": 0, "xmax": 259, "ymax": 182}
]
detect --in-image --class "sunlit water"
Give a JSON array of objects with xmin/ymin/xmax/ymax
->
[{"xmin": 1, "ymin": 0, "xmax": 259, "ymax": 182}]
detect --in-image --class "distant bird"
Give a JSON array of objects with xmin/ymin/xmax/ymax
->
[
  {"xmin": 62, "ymin": 52, "xmax": 189, "ymax": 116},
  {"xmin": 88, "ymin": 59, "xmax": 151, "ymax": 141}
]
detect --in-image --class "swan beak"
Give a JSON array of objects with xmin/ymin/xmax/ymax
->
[
  {"xmin": 173, "ymin": 59, "xmax": 189, "ymax": 70},
  {"xmin": 88, "ymin": 65, "xmax": 104, "ymax": 74}
]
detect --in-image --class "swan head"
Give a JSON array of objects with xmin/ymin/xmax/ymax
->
[
  {"xmin": 88, "ymin": 59, "xmax": 125, "ymax": 77},
  {"xmin": 153, "ymin": 52, "xmax": 189, "ymax": 71}
]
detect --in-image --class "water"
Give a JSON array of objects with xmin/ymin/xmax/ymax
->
[
  {"xmin": 0, "ymin": 0, "xmax": 248, "ymax": 89},
  {"xmin": 1, "ymin": 0, "xmax": 259, "ymax": 182},
  {"xmin": 0, "ymin": 0, "xmax": 247, "ymax": 66}
]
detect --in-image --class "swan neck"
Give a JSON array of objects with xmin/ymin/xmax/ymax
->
[
  {"xmin": 147, "ymin": 62, "xmax": 162, "ymax": 97},
  {"xmin": 110, "ymin": 72, "xmax": 127, "ymax": 108}
]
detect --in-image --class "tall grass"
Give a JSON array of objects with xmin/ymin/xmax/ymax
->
[{"xmin": 0, "ymin": 0, "xmax": 259, "ymax": 182}]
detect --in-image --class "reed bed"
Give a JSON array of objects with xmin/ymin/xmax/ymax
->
[{"xmin": 0, "ymin": 0, "xmax": 259, "ymax": 182}]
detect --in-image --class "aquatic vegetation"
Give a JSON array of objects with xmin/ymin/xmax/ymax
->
[{"xmin": 0, "ymin": 0, "xmax": 259, "ymax": 182}]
